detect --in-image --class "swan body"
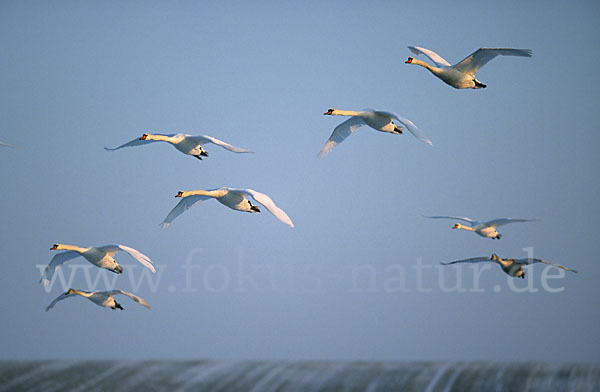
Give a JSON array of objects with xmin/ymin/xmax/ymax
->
[
  {"xmin": 40, "ymin": 244, "xmax": 156, "ymax": 285},
  {"xmin": 441, "ymin": 253, "xmax": 578, "ymax": 279},
  {"xmin": 105, "ymin": 133, "xmax": 252, "ymax": 160},
  {"xmin": 45, "ymin": 288, "xmax": 151, "ymax": 311},
  {"xmin": 426, "ymin": 216, "xmax": 539, "ymax": 239},
  {"xmin": 405, "ymin": 46, "xmax": 532, "ymax": 89},
  {"xmin": 319, "ymin": 108, "xmax": 431, "ymax": 157},
  {"xmin": 161, "ymin": 188, "xmax": 294, "ymax": 228}
]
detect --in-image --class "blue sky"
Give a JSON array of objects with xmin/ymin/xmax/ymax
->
[{"xmin": 1, "ymin": 1, "xmax": 599, "ymax": 362}]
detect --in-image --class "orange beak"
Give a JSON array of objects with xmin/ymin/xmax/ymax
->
[
  {"xmin": 139, "ymin": 134, "xmax": 147, "ymax": 140},
  {"xmin": 50, "ymin": 244, "xmax": 58, "ymax": 250},
  {"xmin": 175, "ymin": 191, "xmax": 184, "ymax": 198}
]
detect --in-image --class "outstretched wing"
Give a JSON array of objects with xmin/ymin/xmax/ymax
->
[
  {"xmin": 318, "ymin": 116, "xmax": 365, "ymax": 158},
  {"xmin": 425, "ymin": 216, "xmax": 477, "ymax": 226},
  {"xmin": 484, "ymin": 218, "xmax": 539, "ymax": 228},
  {"xmin": 515, "ymin": 258, "xmax": 578, "ymax": 273},
  {"xmin": 110, "ymin": 290, "xmax": 152, "ymax": 310},
  {"xmin": 381, "ymin": 111, "xmax": 432, "ymax": 146},
  {"xmin": 97, "ymin": 245, "xmax": 156, "ymax": 273},
  {"xmin": 408, "ymin": 46, "xmax": 451, "ymax": 68},
  {"xmin": 160, "ymin": 195, "xmax": 211, "ymax": 227},
  {"xmin": 241, "ymin": 189, "xmax": 294, "ymax": 227},
  {"xmin": 0, "ymin": 141, "xmax": 15, "ymax": 148},
  {"xmin": 190, "ymin": 135, "xmax": 253, "ymax": 153},
  {"xmin": 40, "ymin": 251, "xmax": 81, "ymax": 285},
  {"xmin": 104, "ymin": 134, "xmax": 176, "ymax": 151},
  {"xmin": 45, "ymin": 291, "xmax": 79, "ymax": 311},
  {"xmin": 441, "ymin": 256, "xmax": 491, "ymax": 266},
  {"xmin": 453, "ymin": 48, "xmax": 532, "ymax": 75}
]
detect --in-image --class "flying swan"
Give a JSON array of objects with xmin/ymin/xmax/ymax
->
[
  {"xmin": 161, "ymin": 188, "xmax": 294, "ymax": 228},
  {"xmin": 405, "ymin": 46, "xmax": 532, "ymax": 89},
  {"xmin": 0, "ymin": 141, "xmax": 15, "ymax": 148},
  {"xmin": 105, "ymin": 133, "xmax": 252, "ymax": 160},
  {"xmin": 40, "ymin": 244, "xmax": 156, "ymax": 285},
  {"xmin": 45, "ymin": 288, "xmax": 151, "ymax": 311},
  {"xmin": 441, "ymin": 253, "xmax": 578, "ymax": 279},
  {"xmin": 426, "ymin": 215, "xmax": 539, "ymax": 239},
  {"xmin": 319, "ymin": 109, "xmax": 432, "ymax": 157}
]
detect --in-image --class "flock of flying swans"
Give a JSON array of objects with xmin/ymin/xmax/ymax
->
[{"xmin": 34, "ymin": 44, "xmax": 579, "ymax": 312}]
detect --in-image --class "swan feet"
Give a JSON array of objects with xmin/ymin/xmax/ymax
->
[
  {"xmin": 194, "ymin": 155, "xmax": 203, "ymax": 160},
  {"xmin": 474, "ymin": 80, "xmax": 487, "ymax": 89},
  {"xmin": 113, "ymin": 302, "xmax": 124, "ymax": 310},
  {"xmin": 494, "ymin": 234, "xmax": 502, "ymax": 240}
]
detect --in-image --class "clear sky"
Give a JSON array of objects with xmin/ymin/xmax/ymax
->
[{"xmin": 1, "ymin": 1, "xmax": 599, "ymax": 362}]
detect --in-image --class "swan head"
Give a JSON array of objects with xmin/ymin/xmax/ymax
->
[
  {"xmin": 491, "ymin": 253, "xmax": 501, "ymax": 261},
  {"xmin": 405, "ymin": 57, "xmax": 414, "ymax": 64},
  {"xmin": 50, "ymin": 244, "xmax": 61, "ymax": 250},
  {"xmin": 66, "ymin": 288, "xmax": 76, "ymax": 294},
  {"xmin": 139, "ymin": 133, "xmax": 149, "ymax": 140},
  {"xmin": 175, "ymin": 191, "xmax": 185, "ymax": 198},
  {"xmin": 452, "ymin": 224, "xmax": 460, "ymax": 229},
  {"xmin": 324, "ymin": 108, "xmax": 335, "ymax": 115}
]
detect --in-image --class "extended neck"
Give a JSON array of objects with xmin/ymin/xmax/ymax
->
[
  {"xmin": 70, "ymin": 289, "xmax": 92, "ymax": 298},
  {"xmin": 56, "ymin": 244, "xmax": 89, "ymax": 253},
  {"xmin": 331, "ymin": 109, "xmax": 362, "ymax": 117},
  {"xmin": 146, "ymin": 134, "xmax": 176, "ymax": 143},
  {"xmin": 180, "ymin": 189, "xmax": 220, "ymax": 198},
  {"xmin": 491, "ymin": 254, "xmax": 513, "ymax": 267},
  {"xmin": 410, "ymin": 59, "xmax": 443, "ymax": 75},
  {"xmin": 455, "ymin": 224, "xmax": 474, "ymax": 232}
]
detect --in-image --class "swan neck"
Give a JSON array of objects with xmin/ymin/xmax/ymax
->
[
  {"xmin": 456, "ymin": 224, "xmax": 474, "ymax": 231},
  {"xmin": 184, "ymin": 190, "xmax": 210, "ymax": 197},
  {"xmin": 71, "ymin": 289, "xmax": 91, "ymax": 298},
  {"xmin": 412, "ymin": 59, "xmax": 442, "ymax": 74},
  {"xmin": 146, "ymin": 134, "xmax": 172, "ymax": 142},
  {"xmin": 59, "ymin": 244, "xmax": 89, "ymax": 253},
  {"xmin": 332, "ymin": 110, "xmax": 361, "ymax": 117}
]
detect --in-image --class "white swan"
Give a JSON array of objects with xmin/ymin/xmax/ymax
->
[
  {"xmin": 441, "ymin": 253, "xmax": 578, "ymax": 279},
  {"xmin": 426, "ymin": 216, "xmax": 539, "ymax": 239},
  {"xmin": 105, "ymin": 133, "xmax": 252, "ymax": 160},
  {"xmin": 45, "ymin": 288, "xmax": 151, "ymax": 311},
  {"xmin": 161, "ymin": 188, "xmax": 294, "ymax": 228},
  {"xmin": 319, "ymin": 109, "xmax": 432, "ymax": 157},
  {"xmin": 40, "ymin": 244, "xmax": 156, "ymax": 285},
  {"xmin": 405, "ymin": 46, "xmax": 532, "ymax": 89}
]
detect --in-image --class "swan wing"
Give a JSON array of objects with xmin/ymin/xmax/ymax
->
[
  {"xmin": 97, "ymin": 245, "xmax": 156, "ymax": 273},
  {"xmin": 440, "ymin": 256, "xmax": 491, "ymax": 266},
  {"xmin": 110, "ymin": 290, "xmax": 152, "ymax": 310},
  {"xmin": 190, "ymin": 135, "xmax": 253, "ymax": 153},
  {"xmin": 484, "ymin": 217, "xmax": 539, "ymax": 228},
  {"xmin": 425, "ymin": 216, "xmax": 477, "ymax": 226},
  {"xmin": 160, "ymin": 195, "xmax": 211, "ymax": 227},
  {"xmin": 40, "ymin": 251, "xmax": 81, "ymax": 285},
  {"xmin": 318, "ymin": 116, "xmax": 365, "ymax": 157},
  {"xmin": 0, "ymin": 141, "xmax": 15, "ymax": 148},
  {"xmin": 45, "ymin": 291, "xmax": 79, "ymax": 311},
  {"xmin": 408, "ymin": 46, "xmax": 451, "ymax": 68},
  {"xmin": 382, "ymin": 112, "xmax": 432, "ymax": 146},
  {"xmin": 453, "ymin": 48, "xmax": 532, "ymax": 75},
  {"xmin": 515, "ymin": 258, "xmax": 578, "ymax": 273},
  {"xmin": 104, "ymin": 134, "xmax": 177, "ymax": 151},
  {"xmin": 240, "ymin": 189, "xmax": 294, "ymax": 227}
]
